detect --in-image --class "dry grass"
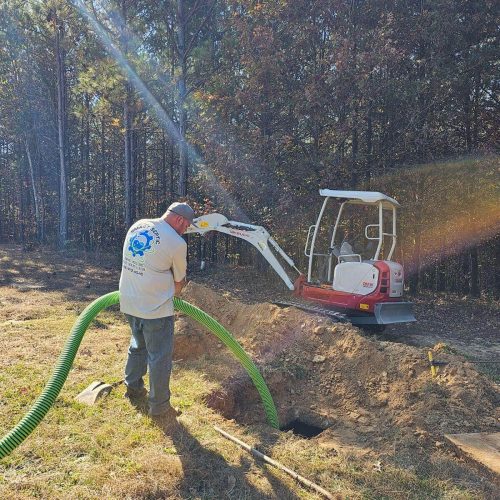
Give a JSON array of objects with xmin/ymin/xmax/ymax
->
[{"xmin": 0, "ymin": 245, "xmax": 497, "ymax": 499}]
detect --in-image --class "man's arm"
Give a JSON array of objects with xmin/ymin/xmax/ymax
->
[
  {"xmin": 174, "ymin": 278, "xmax": 187, "ymax": 296},
  {"xmin": 172, "ymin": 241, "xmax": 188, "ymax": 296}
]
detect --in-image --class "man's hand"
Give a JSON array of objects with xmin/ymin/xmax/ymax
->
[{"xmin": 174, "ymin": 278, "xmax": 187, "ymax": 296}]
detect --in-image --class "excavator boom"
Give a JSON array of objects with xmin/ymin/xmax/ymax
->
[{"xmin": 186, "ymin": 213, "xmax": 300, "ymax": 290}]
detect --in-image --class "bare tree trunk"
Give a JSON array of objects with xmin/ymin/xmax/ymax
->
[
  {"xmin": 177, "ymin": 0, "xmax": 188, "ymax": 197},
  {"xmin": 464, "ymin": 84, "xmax": 472, "ymax": 153},
  {"xmin": 33, "ymin": 120, "xmax": 45, "ymax": 241},
  {"xmin": 79, "ymin": 111, "xmax": 88, "ymax": 247},
  {"xmin": 170, "ymin": 139, "xmax": 175, "ymax": 197},
  {"xmin": 470, "ymin": 247, "xmax": 480, "ymax": 297},
  {"xmin": 24, "ymin": 134, "xmax": 42, "ymax": 241},
  {"xmin": 122, "ymin": 0, "xmax": 134, "ymax": 227},
  {"xmin": 124, "ymin": 84, "xmax": 133, "ymax": 227},
  {"xmin": 472, "ymin": 69, "xmax": 481, "ymax": 149},
  {"xmin": 0, "ymin": 140, "xmax": 4, "ymax": 240},
  {"xmin": 494, "ymin": 235, "xmax": 500, "ymax": 300},
  {"xmin": 111, "ymin": 144, "xmax": 117, "ymax": 240},
  {"xmin": 408, "ymin": 175, "xmax": 427, "ymax": 294},
  {"xmin": 143, "ymin": 129, "xmax": 148, "ymax": 211},
  {"xmin": 464, "ymin": 184, "xmax": 480, "ymax": 297},
  {"xmin": 436, "ymin": 251, "xmax": 447, "ymax": 292},
  {"xmin": 17, "ymin": 141, "xmax": 26, "ymax": 244},
  {"xmin": 409, "ymin": 230, "xmax": 421, "ymax": 294},
  {"xmin": 84, "ymin": 94, "xmax": 91, "ymax": 247},
  {"xmin": 211, "ymin": 232, "xmax": 218, "ymax": 264},
  {"xmin": 461, "ymin": 251, "xmax": 470, "ymax": 295},
  {"xmin": 364, "ymin": 105, "xmax": 372, "ymax": 187},
  {"xmin": 350, "ymin": 126, "xmax": 358, "ymax": 189},
  {"xmin": 55, "ymin": 14, "xmax": 67, "ymax": 248},
  {"xmin": 161, "ymin": 130, "xmax": 167, "ymax": 209},
  {"xmin": 349, "ymin": 6, "xmax": 358, "ymax": 190},
  {"xmin": 168, "ymin": 0, "xmax": 216, "ymax": 198}
]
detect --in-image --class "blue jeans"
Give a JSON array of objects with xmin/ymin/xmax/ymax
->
[{"xmin": 124, "ymin": 314, "xmax": 174, "ymax": 415}]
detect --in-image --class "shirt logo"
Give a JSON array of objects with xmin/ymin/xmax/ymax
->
[{"xmin": 128, "ymin": 230, "xmax": 154, "ymax": 257}]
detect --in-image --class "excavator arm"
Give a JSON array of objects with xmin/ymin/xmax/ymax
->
[{"xmin": 186, "ymin": 213, "xmax": 301, "ymax": 290}]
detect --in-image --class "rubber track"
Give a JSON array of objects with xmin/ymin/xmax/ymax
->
[
  {"xmin": 0, "ymin": 291, "xmax": 278, "ymax": 459},
  {"xmin": 273, "ymin": 300, "xmax": 349, "ymax": 323}
]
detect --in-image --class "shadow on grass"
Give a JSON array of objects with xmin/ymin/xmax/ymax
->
[
  {"xmin": 124, "ymin": 392, "xmax": 298, "ymax": 499},
  {"xmin": 169, "ymin": 421, "xmax": 300, "ymax": 499},
  {"xmin": 0, "ymin": 244, "xmax": 121, "ymax": 303},
  {"xmin": 119, "ymin": 377, "xmax": 297, "ymax": 498}
]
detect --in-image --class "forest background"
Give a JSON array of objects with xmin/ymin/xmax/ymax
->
[{"xmin": 0, "ymin": 0, "xmax": 498, "ymax": 297}]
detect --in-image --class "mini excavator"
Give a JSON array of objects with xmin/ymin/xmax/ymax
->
[{"xmin": 186, "ymin": 190, "xmax": 416, "ymax": 328}]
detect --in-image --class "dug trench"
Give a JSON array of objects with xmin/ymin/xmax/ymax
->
[{"xmin": 176, "ymin": 282, "xmax": 499, "ymax": 469}]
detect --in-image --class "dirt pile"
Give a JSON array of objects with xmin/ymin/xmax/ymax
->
[{"xmin": 178, "ymin": 282, "xmax": 499, "ymax": 458}]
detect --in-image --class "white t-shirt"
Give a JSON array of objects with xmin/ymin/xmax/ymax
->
[{"xmin": 119, "ymin": 218, "xmax": 187, "ymax": 319}]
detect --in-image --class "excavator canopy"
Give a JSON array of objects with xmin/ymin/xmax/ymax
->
[{"xmin": 319, "ymin": 189, "xmax": 401, "ymax": 209}]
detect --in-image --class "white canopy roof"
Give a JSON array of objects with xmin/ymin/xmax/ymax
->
[{"xmin": 319, "ymin": 189, "xmax": 400, "ymax": 208}]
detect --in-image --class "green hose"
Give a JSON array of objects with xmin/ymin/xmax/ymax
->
[
  {"xmin": 0, "ymin": 291, "xmax": 278, "ymax": 459},
  {"xmin": 173, "ymin": 296, "xmax": 279, "ymax": 428}
]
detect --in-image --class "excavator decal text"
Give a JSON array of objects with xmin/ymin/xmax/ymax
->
[{"xmin": 229, "ymin": 229, "xmax": 251, "ymax": 239}]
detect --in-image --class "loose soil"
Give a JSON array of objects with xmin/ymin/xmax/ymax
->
[
  {"xmin": 180, "ymin": 282, "xmax": 499, "ymax": 460},
  {"xmin": 191, "ymin": 263, "xmax": 500, "ymax": 372}
]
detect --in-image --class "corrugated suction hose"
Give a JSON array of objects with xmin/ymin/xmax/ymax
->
[{"xmin": 0, "ymin": 291, "xmax": 278, "ymax": 459}]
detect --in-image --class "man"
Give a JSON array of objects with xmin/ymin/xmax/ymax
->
[
  {"xmin": 339, "ymin": 229, "xmax": 359, "ymax": 262},
  {"xmin": 119, "ymin": 201, "xmax": 195, "ymax": 422}
]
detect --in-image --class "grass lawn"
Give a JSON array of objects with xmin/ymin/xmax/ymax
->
[{"xmin": 0, "ymin": 246, "xmax": 498, "ymax": 499}]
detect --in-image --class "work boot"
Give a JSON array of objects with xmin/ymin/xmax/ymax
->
[
  {"xmin": 124, "ymin": 386, "xmax": 148, "ymax": 400},
  {"xmin": 149, "ymin": 405, "xmax": 182, "ymax": 428}
]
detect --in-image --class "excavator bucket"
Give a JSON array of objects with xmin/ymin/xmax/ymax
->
[{"xmin": 374, "ymin": 302, "xmax": 416, "ymax": 325}]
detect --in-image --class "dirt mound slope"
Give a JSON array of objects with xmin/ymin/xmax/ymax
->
[{"xmin": 180, "ymin": 282, "xmax": 499, "ymax": 459}]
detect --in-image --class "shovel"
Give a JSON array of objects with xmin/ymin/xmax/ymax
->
[{"xmin": 75, "ymin": 380, "xmax": 115, "ymax": 405}]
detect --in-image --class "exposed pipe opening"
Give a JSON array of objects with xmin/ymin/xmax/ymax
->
[{"xmin": 281, "ymin": 419, "xmax": 325, "ymax": 438}]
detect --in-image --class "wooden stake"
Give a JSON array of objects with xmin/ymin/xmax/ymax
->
[{"xmin": 214, "ymin": 426, "xmax": 336, "ymax": 500}]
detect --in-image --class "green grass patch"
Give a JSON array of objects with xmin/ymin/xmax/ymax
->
[{"xmin": 0, "ymin": 271, "xmax": 497, "ymax": 499}]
